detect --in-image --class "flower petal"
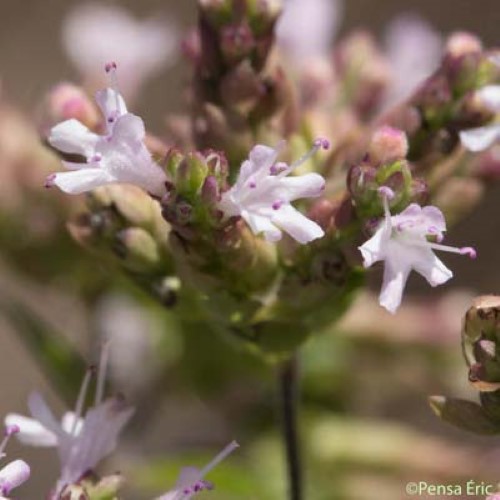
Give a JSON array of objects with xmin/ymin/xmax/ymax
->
[
  {"xmin": 244, "ymin": 211, "xmax": 282, "ymax": 242},
  {"xmin": 48, "ymin": 119, "xmax": 99, "ymax": 157},
  {"xmin": 358, "ymin": 223, "xmax": 391, "ymax": 267},
  {"xmin": 50, "ymin": 169, "xmax": 115, "ymax": 194},
  {"xmin": 28, "ymin": 392, "xmax": 63, "ymax": 438},
  {"xmin": 0, "ymin": 460, "xmax": 30, "ymax": 495},
  {"xmin": 460, "ymin": 125, "xmax": 500, "ymax": 152},
  {"xmin": 58, "ymin": 398, "xmax": 134, "ymax": 488},
  {"xmin": 4, "ymin": 413, "xmax": 58, "ymax": 447},
  {"xmin": 276, "ymin": 173, "xmax": 325, "ymax": 201},
  {"xmin": 95, "ymin": 88, "xmax": 127, "ymax": 121},
  {"xmin": 379, "ymin": 257, "xmax": 411, "ymax": 314},
  {"xmin": 271, "ymin": 204, "xmax": 324, "ymax": 244},
  {"xmin": 111, "ymin": 114, "xmax": 146, "ymax": 143},
  {"xmin": 412, "ymin": 251, "xmax": 453, "ymax": 286},
  {"xmin": 477, "ymin": 85, "xmax": 500, "ymax": 113}
]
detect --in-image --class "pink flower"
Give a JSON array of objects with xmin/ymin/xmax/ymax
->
[
  {"xmin": 0, "ymin": 426, "xmax": 30, "ymax": 498},
  {"xmin": 158, "ymin": 441, "xmax": 239, "ymax": 500},
  {"xmin": 219, "ymin": 140, "xmax": 328, "ymax": 244},
  {"xmin": 47, "ymin": 65, "xmax": 168, "ymax": 196},
  {"xmin": 62, "ymin": 3, "xmax": 178, "ymax": 99},
  {"xmin": 6, "ymin": 345, "xmax": 134, "ymax": 496},
  {"xmin": 359, "ymin": 187, "xmax": 476, "ymax": 314}
]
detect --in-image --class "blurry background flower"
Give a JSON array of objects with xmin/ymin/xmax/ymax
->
[
  {"xmin": 382, "ymin": 14, "xmax": 443, "ymax": 109},
  {"xmin": 62, "ymin": 2, "xmax": 180, "ymax": 101}
]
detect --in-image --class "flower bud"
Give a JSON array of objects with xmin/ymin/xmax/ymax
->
[
  {"xmin": 247, "ymin": 0, "xmax": 282, "ymax": 35},
  {"xmin": 198, "ymin": 0, "xmax": 233, "ymax": 26},
  {"xmin": 220, "ymin": 60, "xmax": 264, "ymax": 106},
  {"xmin": 368, "ymin": 126, "xmax": 409, "ymax": 166},
  {"xmin": 175, "ymin": 152, "xmax": 209, "ymax": 198},
  {"xmin": 46, "ymin": 83, "xmax": 99, "ymax": 129},
  {"xmin": 445, "ymin": 32, "xmax": 483, "ymax": 59},
  {"xmin": 220, "ymin": 23, "xmax": 255, "ymax": 64},
  {"xmin": 201, "ymin": 175, "xmax": 220, "ymax": 204},
  {"xmin": 335, "ymin": 31, "xmax": 391, "ymax": 117},
  {"xmin": 115, "ymin": 227, "xmax": 161, "ymax": 273}
]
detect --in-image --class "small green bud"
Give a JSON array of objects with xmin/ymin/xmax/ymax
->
[{"xmin": 115, "ymin": 227, "xmax": 161, "ymax": 273}]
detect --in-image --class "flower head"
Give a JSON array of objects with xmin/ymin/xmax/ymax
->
[
  {"xmin": 218, "ymin": 140, "xmax": 328, "ymax": 244},
  {"xmin": 460, "ymin": 84, "xmax": 500, "ymax": 151},
  {"xmin": 158, "ymin": 441, "xmax": 239, "ymax": 500},
  {"xmin": 0, "ymin": 425, "xmax": 30, "ymax": 498},
  {"xmin": 62, "ymin": 3, "xmax": 178, "ymax": 99},
  {"xmin": 47, "ymin": 64, "xmax": 168, "ymax": 196},
  {"xmin": 359, "ymin": 187, "xmax": 476, "ymax": 314},
  {"xmin": 5, "ymin": 344, "xmax": 134, "ymax": 496}
]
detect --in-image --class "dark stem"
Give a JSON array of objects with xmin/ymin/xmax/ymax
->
[{"xmin": 278, "ymin": 354, "xmax": 303, "ymax": 500}]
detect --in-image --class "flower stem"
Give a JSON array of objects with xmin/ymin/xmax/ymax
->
[{"xmin": 278, "ymin": 354, "xmax": 303, "ymax": 500}]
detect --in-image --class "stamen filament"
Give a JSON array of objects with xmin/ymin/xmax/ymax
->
[
  {"xmin": 105, "ymin": 61, "xmax": 121, "ymax": 115},
  {"xmin": 72, "ymin": 368, "xmax": 93, "ymax": 435},
  {"xmin": 402, "ymin": 238, "xmax": 477, "ymax": 258},
  {"xmin": 95, "ymin": 340, "xmax": 111, "ymax": 406},
  {"xmin": 288, "ymin": 138, "xmax": 330, "ymax": 173},
  {"xmin": 198, "ymin": 441, "xmax": 239, "ymax": 477},
  {"xmin": 0, "ymin": 427, "xmax": 18, "ymax": 457}
]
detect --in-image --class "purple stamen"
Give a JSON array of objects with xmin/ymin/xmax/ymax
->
[
  {"xmin": 377, "ymin": 186, "xmax": 395, "ymax": 200},
  {"xmin": 314, "ymin": 137, "xmax": 331, "ymax": 150},
  {"xmin": 460, "ymin": 247, "xmax": 477, "ymax": 259},
  {"xmin": 4, "ymin": 425, "xmax": 19, "ymax": 437},
  {"xmin": 272, "ymin": 200, "xmax": 283, "ymax": 210},
  {"xmin": 270, "ymin": 162, "xmax": 288, "ymax": 175},
  {"xmin": 105, "ymin": 61, "xmax": 117, "ymax": 73},
  {"xmin": 45, "ymin": 174, "xmax": 56, "ymax": 188},
  {"xmin": 249, "ymin": 181, "xmax": 256, "ymax": 189}
]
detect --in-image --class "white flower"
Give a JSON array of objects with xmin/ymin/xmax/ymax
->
[
  {"xmin": 383, "ymin": 14, "xmax": 443, "ymax": 108},
  {"xmin": 359, "ymin": 187, "xmax": 476, "ymax": 314},
  {"xmin": 460, "ymin": 85, "xmax": 500, "ymax": 151},
  {"xmin": 47, "ymin": 67, "xmax": 168, "ymax": 197},
  {"xmin": 62, "ymin": 3, "xmax": 178, "ymax": 99},
  {"xmin": 277, "ymin": 0, "xmax": 343, "ymax": 63},
  {"xmin": 0, "ymin": 426, "xmax": 30, "ymax": 498},
  {"xmin": 218, "ymin": 140, "xmax": 328, "ymax": 244},
  {"xmin": 158, "ymin": 441, "xmax": 239, "ymax": 500},
  {"xmin": 5, "ymin": 345, "xmax": 134, "ymax": 496}
]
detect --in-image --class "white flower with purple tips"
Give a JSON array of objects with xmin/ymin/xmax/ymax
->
[
  {"xmin": 0, "ymin": 425, "xmax": 30, "ymax": 499},
  {"xmin": 460, "ymin": 84, "xmax": 500, "ymax": 151},
  {"xmin": 5, "ymin": 344, "xmax": 134, "ymax": 496},
  {"xmin": 47, "ymin": 63, "xmax": 168, "ymax": 197},
  {"xmin": 359, "ymin": 187, "xmax": 476, "ymax": 314},
  {"xmin": 219, "ymin": 139, "xmax": 328, "ymax": 244},
  {"xmin": 158, "ymin": 441, "xmax": 239, "ymax": 500}
]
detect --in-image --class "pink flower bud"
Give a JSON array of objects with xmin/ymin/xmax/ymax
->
[
  {"xmin": 48, "ymin": 83, "xmax": 99, "ymax": 128},
  {"xmin": 445, "ymin": 31, "xmax": 483, "ymax": 59},
  {"xmin": 368, "ymin": 126, "xmax": 409, "ymax": 165}
]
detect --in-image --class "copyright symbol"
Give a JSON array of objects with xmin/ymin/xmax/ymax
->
[{"xmin": 406, "ymin": 482, "xmax": 418, "ymax": 495}]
